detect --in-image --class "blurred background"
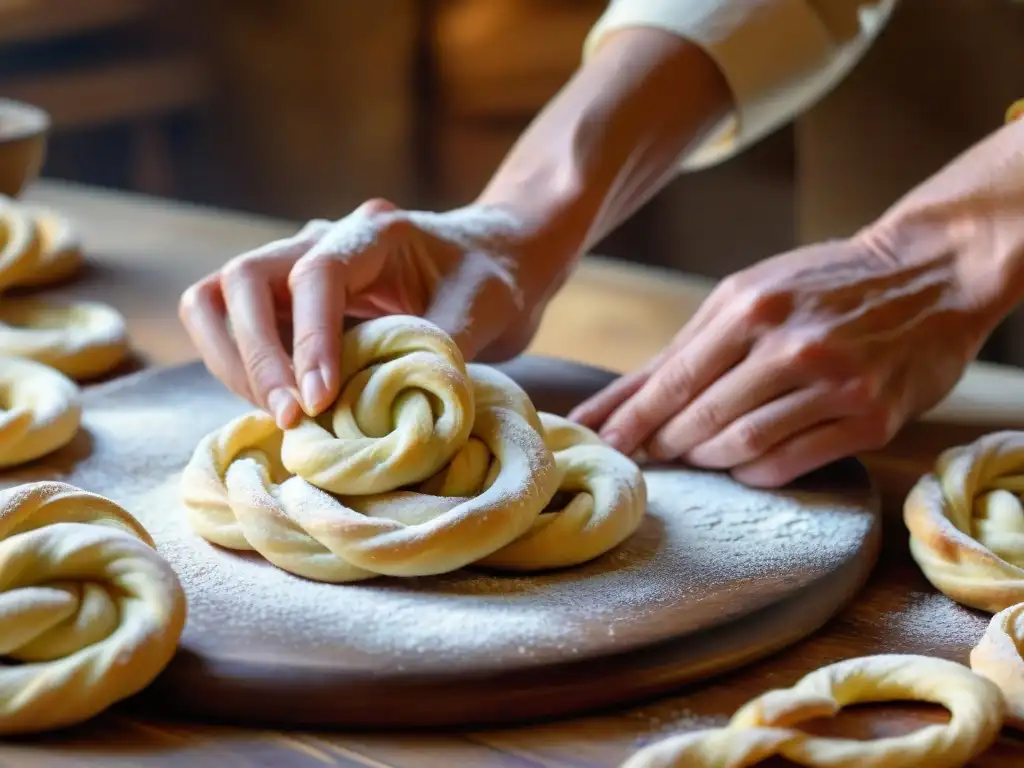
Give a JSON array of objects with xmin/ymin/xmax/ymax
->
[{"xmin": 5, "ymin": 0, "xmax": 1024, "ymax": 362}]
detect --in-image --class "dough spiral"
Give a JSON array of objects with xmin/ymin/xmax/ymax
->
[
  {"xmin": 623, "ymin": 654, "xmax": 1004, "ymax": 768},
  {"xmin": 971, "ymin": 602, "xmax": 1024, "ymax": 730},
  {"xmin": 0, "ymin": 297, "xmax": 130, "ymax": 381},
  {"xmin": 0, "ymin": 482, "xmax": 186, "ymax": 735},
  {"xmin": 0, "ymin": 199, "xmax": 82, "ymax": 289},
  {"xmin": 904, "ymin": 431, "xmax": 1024, "ymax": 612},
  {"xmin": 0, "ymin": 356, "xmax": 81, "ymax": 467},
  {"xmin": 182, "ymin": 315, "xmax": 647, "ymax": 582}
]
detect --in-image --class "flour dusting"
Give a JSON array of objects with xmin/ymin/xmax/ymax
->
[{"xmin": 9, "ymin": 371, "xmax": 877, "ymax": 672}]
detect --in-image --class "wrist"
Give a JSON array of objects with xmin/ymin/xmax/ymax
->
[{"xmin": 475, "ymin": 27, "xmax": 732, "ymax": 302}]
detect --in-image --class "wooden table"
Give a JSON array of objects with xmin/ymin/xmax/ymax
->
[{"xmin": 4, "ymin": 180, "xmax": 1024, "ymax": 766}]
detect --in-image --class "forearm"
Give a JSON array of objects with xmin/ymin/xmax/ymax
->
[
  {"xmin": 475, "ymin": 27, "xmax": 731, "ymax": 300},
  {"xmin": 864, "ymin": 119, "xmax": 1024, "ymax": 334}
]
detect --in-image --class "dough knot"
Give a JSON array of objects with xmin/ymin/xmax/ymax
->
[
  {"xmin": 0, "ymin": 482, "xmax": 186, "ymax": 734},
  {"xmin": 905, "ymin": 431, "xmax": 1024, "ymax": 612},
  {"xmin": 622, "ymin": 655, "xmax": 1004, "ymax": 768},
  {"xmin": 183, "ymin": 315, "xmax": 647, "ymax": 582}
]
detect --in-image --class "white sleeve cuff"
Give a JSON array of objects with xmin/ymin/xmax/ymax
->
[{"xmin": 584, "ymin": 0, "xmax": 897, "ymax": 170}]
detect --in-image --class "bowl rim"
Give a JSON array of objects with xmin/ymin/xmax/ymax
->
[{"xmin": 0, "ymin": 98, "xmax": 50, "ymax": 142}]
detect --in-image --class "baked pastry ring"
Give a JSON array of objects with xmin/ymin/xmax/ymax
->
[
  {"xmin": 905, "ymin": 431, "xmax": 1024, "ymax": 612},
  {"xmin": 182, "ymin": 315, "xmax": 646, "ymax": 582},
  {"xmin": 0, "ymin": 481, "xmax": 186, "ymax": 735},
  {"xmin": 0, "ymin": 199, "xmax": 83, "ymax": 289},
  {"xmin": 971, "ymin": 601, "xmax": 1024, "ymax": 729},
  {"xmin": 623, "ymin": 654, "xmax": 1004, "ymax": 768},
  {"xmin": 0, "ymin": 356, "xmax": 81, "ymax": 467},
  {"xmin": 0, "ymin": 297, "xmax": 130, "ymax": 380}
]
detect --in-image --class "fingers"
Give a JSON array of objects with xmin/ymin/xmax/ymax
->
[
  {"xmin": 289, "ymin": 199, "xmax": 399, "ymax": 416},
  {"xmin": 179, "ymin": 272, "xmax": 253, "ymax": 403},
  {"xmin": 568, "ymin": 293, "xmax": 721, "ymax": 430},
  {"xmin": 567, "ymin": 359, "xmax": 658, "ymax": 429},
  {"xmin": 596, "ymin": 314, "xmax": 751, "ymax": 456},
  {"xmin": 683, "ymin": 379, "xmax": 871, "ymax": 469},
  {"xmin": 645, "ymin": 353, "xmax": 796, "ymax": 461},
  {"xmin": 731, "ymin": 407, "xmax": 898, "ymax": 488}
]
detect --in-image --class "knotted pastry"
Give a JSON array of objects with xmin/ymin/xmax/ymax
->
[
  {"xmin": 0, "ymin": 198, "xmax": 82, "ymax": 289},
  {"xmin": 0, "ymin": 297, "xmax": 130, "ymax": 380},
  {"xmin": 623, "ymin": 654, "xmax": 1004, "ymax": 768},
  {"xmin": 0, "ymin": 482, "xmax": 186, "ymax": 735},
  {"xmin": 971, "ymin": 602, "xmax": 1024, "ymax": 729},
  {"xmin": 0, "ymin": 356, "xmax": 81, "ymax": 468},
  {"xmin": 905, "ymin": 431, "xmax": 1024, "ymax": 612},
  {"xmin": 182, "ymin": 315, "xmax": 646, "ymax": 582}
]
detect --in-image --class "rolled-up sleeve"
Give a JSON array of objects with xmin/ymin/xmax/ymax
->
[{"xmin": 583, "ymin": 0, "xmax": 898, "ymax": 170}]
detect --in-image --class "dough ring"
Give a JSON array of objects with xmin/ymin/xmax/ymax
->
[
  {"xmin": 623, "ymin": 654, "xmax": 1004, "ymax": 768},
  {"xmin": 182, "ymin": 315, "xmax": 646, "ymax": 582},
  {"xmin": 905, "ymin": 431, "xmax": 1024, "ymax": 612},
  {"xmin": 0, "ymin": 481, "xmax": 186, "ymax": 735},
  {"xmin": 0, "ymin": 356, "xmax": 81, "ymax": 468},
  {"xmin": 971, "ymin": 601, "xmax": 1024, "ymax": 729},
  {"xmin": 0, "ymin": 199, "xmax": 82, "ymax": 289},
  {"xmin": 0, "ymin": 297, "xmax": 130, "ymax": 380}
]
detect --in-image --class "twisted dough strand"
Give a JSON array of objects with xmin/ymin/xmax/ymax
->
[
  {"xmin": 905, "ymin": 431, "xmax": 1024, "ymax": 612},
  {"xmin": 0, "ymin": 482, "xmax": 186, "ymax": 734},
  {"xmin": 971, "ymin": 602, "xmax": 1024, "ymax": 730},
  {"xmin": 623, "ymin": 655, "xmax": 1004, "ymax": 768},
  {"xmin": 183, "ymin": 315, "xmax": 646, "ymax": 582}
]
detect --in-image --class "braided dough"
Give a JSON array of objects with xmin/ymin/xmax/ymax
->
[
  {"xmin": 0, "ymin": 297, "xmax": 130, "ymax": 380},
  {"xmin": 623, "ymin": 654, "xmax": 1004, "ymax": 768},
  {"xmin": 905, "ymin": 431, "xmax": 1024, "ymax": 612},
  {"xmin": 971, "ymin": 602, "xmax": 1024, "ymax": 729},
  {"xmin": 0, "ymin": 198, "xmax": 83, "ymax": 289},
  {"xmin": 0, "ymin": 481, "xmax": 186, "ymax": 735},
  {"xmin": 0, "ymin": 356, "xmax": 81, "ymax": 467},
  {"xmin": 182, "ymin": 315, "xmax": 647, "ymax": 582}
]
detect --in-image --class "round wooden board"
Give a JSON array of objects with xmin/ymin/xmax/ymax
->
[{"xmin": 0, "ymin": 357, "xmax": 882, "ymax": 729}]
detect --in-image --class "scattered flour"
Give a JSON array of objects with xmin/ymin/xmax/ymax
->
[
  {"xmin": 880, "ymin": 591, "xmax": 988, "ymax": 652},
  {"xmin": 10, "ymin": 367, "xmax": 877, "ymax": 674}
]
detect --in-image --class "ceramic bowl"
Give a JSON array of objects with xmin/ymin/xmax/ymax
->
[{"xmin": 0, "ymin": 98, "xmax": 49, "ymax": 198}]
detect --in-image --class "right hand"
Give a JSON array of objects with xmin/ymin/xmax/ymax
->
[{"xmin": 178, "ymin": 198, "xmax": 552, "ymax": 429}]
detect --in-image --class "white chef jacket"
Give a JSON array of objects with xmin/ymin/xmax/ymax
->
[{"xmin": 584, "ymin": 0, "xmax": 899, "ymax": 170}]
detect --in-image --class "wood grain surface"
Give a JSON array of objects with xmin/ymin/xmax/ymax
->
[
  {"xmin": 1, "ymin": 181, "xmax": 1023, "ymax": 765},
  {"xmin": 0, "ymin": 357, "xmax": 879, "ymax": 729}
]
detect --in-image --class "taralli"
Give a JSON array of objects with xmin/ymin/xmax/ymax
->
[
  {"xmin": 904, "ymin": 431, "xmax": 1024, "ymax": 612},
  {"xmin": 0, "ymin": 198, "xmax": 83, "ymax": 289},
  {"xmin": 623, "ymin": 654, "xmax": 1005, "ymax": 768},
  {"xmin": 0, "ymin": 297, "xmax": 130, "ymax": 380},
  {"xmin": 971, "ymin": 601, "xmax": 1024, "ymax": 729},
  {"xmin": 0, "ymin": 481, "xmax": 186, "ymax": 735},
  {"xmin": 182, "ymin": 315, "xmax": 647, "ymax": 582},
  {"xmin": 0, "ymin": 356, "xmax": 81, "ymax": 468}
]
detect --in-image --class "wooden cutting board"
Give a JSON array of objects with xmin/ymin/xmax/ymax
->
[{"xmin": 0, "ymin": 356, "xmax": 882, "ymax": 729}]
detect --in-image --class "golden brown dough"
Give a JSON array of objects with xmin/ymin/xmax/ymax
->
[{"xmin": 905, "ymin": 431, "xmax": 1024, "ymax": 612}]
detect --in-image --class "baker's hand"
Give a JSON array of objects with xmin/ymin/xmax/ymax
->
[
  {"xmin": 179, "ymin": 199, "xmax": 546, "ymax": 429},
  {"xmin": 569, "ymin": 231, "xmax": 993, "ymax": 488}
]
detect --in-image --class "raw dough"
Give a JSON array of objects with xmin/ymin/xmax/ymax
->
[
  {"xmin": 182, "ymin": 315, "xmax": 647, "ymax": 582},
  {"xmin": 623, "ymin": 654, "xmax": 1004, "ymax": 768},
  {"xmin": 971, "ymin": 601, "xmax": 1024, "ymax": 729},
  {"xmin": 0, "ymin": 198, "xmax": 82, "ymax": 289},
  {"xmin": 904, "ymin": 431, "xmax": 1024, "ymax": 612},
  {"xmin": 0, "ymin": 297, "xmax": 130, "ymax": 380},
  {"xmin": 0, "ymin": 356, "xmax": 81, "ymax": 467},
  {"xmin": 0, "ymin": 481, "xmax": 186, "ymax": 735}
]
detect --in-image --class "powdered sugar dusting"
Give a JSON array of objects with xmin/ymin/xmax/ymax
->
[{"xmin": 0, "ymin": 364, "xmax": 878, "ymax": 674}]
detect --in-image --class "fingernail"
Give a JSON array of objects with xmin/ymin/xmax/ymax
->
[
  {"xmin": 300, "ymin": 369, "xmax": 329, "ymax": 415},
  {"xmin": 267, "ymin": 388, "xmax": 299, "ymax": 428}
]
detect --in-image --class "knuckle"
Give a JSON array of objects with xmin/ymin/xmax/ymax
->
[
  {"xmin": 734, "ymin": 419, "xmax": 767, "ymax": 454},
  {"xmin": 287, "ymin": 255, "xmax": 338, "ymax": 291},
  {"xmin": 241, "ymin": 347, "xmax": 286, "ymax": 392},
  {"xmin": 178, "ymin": 283, "xmax": 205, "ymax": 318},
  {"xmin": 687, "ymin": 400, "xmax": 725, "ymax": 436},
  {"xmin": 861, "ymin": 406, "xmax": 900, "ymax": 448},
  {"xmin": 653, "ymin": 360, "xmax": 696, "ymax": 401},
  {"xmin": 841, "ymin": 374, "xmax": 883, "ymax": 409},
  {"xmin": 736, "ymin": 286, "xmax": 789, "ymax": 325},
  {"xmin": 781, "ymin": 334, "xmax": 831, "ymax": 368},
  {"xmin": 220, "ymin": 256, "xmax": 259, "ymax": 287}
]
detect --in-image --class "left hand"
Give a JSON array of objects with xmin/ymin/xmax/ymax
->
[{"xmin": 569, "ymin": 231, "xmax": 994, "ymax": 487}]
